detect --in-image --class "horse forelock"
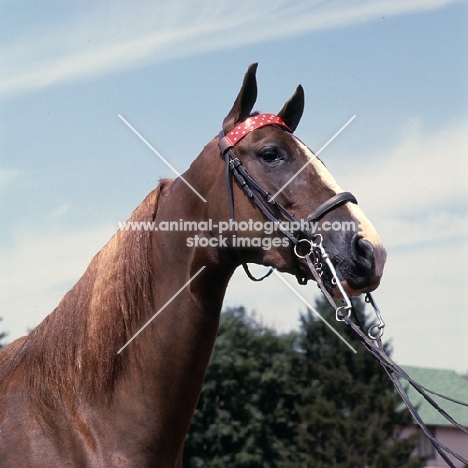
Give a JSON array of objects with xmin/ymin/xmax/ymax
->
[{"xmin": 0, "ymin": 180, "xmax": 172, "ymax": 423}]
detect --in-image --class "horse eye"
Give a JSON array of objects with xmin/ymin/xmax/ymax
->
[{"xmin": 260, "ymin": 148, "xmax": 280, "ymax": 163}]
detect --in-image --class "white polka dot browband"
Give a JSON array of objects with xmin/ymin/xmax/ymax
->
[{"xmin": 219, "ymin": 114, "xmax": 291, "ymax": 153}]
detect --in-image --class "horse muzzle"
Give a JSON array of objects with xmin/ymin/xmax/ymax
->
[{"xmin": 337, "ymin": 233, "xmax": 387, "ymax": 296}]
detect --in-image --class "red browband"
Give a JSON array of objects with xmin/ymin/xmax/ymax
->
[{"xmin": 219, "ymin": 113, "xmax": 291, "ymax": 153}]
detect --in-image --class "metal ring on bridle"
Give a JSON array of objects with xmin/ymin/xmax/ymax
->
[
  {"xmin": 335, "ymin": 305, "xmax": 352, "ymax": 321},
  {"xmin": 293, "ymin": 238, "xmax": 314, "ymax": 259},
  {"xmin": 367, "ymin": 324, "xmax": 385, "ymax": 340}
]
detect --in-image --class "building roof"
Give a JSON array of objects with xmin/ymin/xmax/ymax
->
[{"xmin": 401, "ymin": 365, "xmax": 468, "ymax": 427}]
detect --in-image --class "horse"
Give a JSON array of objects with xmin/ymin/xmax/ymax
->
[{"xmin": 0, "ymin": 63, "xmax": 386, "ymax": 467}]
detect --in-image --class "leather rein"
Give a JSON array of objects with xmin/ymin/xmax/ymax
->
[{"xmin": 218, "ymin": 114, "xmax": 468, "ymax": 467}]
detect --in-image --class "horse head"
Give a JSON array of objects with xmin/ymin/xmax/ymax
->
[{"xmin": 215, "ymin": 63, "xmax": 386, "ymax": 296}]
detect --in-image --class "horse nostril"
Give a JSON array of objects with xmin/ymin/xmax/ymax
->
[{"xmin": 351, "ymin": 234, "xmax": 374, "ymax": 271}]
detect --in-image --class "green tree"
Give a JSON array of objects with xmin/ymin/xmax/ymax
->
[
  {"xmin": 183, "ymin": 307, "xmax": 301, "ymax": 467},
  {"xmin": 294, "ymin": 296, "xmax": 423, "ymax": 468},
  {"xmin": 183, "ymin": 301, "xmax": 423, "ymax": 468}
]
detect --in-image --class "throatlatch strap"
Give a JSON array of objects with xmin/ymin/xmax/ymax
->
[{"xmin": 224, "ymin": 150, "xmax": 273, "ymax": 282}]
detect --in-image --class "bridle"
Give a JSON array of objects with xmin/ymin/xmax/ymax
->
[
  {"xmin": 218, "ymin": 114, "xmax": 468, "ymax": 467},
  {"xmin": 218, "ymin": 113, "xmax": 357, "ymax": 283}
]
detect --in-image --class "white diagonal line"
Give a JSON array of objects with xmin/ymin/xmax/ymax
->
[
  {"xmin": 117, "ymin": 266, "xmax": 206, "ymax": 354},
  {"xmin": 273, "ymin": 271, "xmax": 357, "ymax": 353},
  {"xmin": 270, "ymin": 115, "xmax": 356, "ymax": 201},
  {"xmin": 118, "ymin": 114, "xmax": 207, "ymax": 203}
]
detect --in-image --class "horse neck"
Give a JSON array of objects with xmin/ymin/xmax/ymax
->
[
  {"xmin": 58, "ymin": 137, "xmax": 233, "ymax": 399},
  {"xmin": 84, "ymin": 136, "xmax": 232, "ymax": 370},
  {"xmin": 89, "ymin": 136, "xmax": 235, "ymax": 390},
  {"xmin": 146, "ymin": 136, "xmax": 236, "ymax": 327},
  {"xmin": 106, "ymin": 140, "xmax": 237, "ymax": 446}
]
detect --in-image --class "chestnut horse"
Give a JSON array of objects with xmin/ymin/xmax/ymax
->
[{"xmin": 0, "ymin": 64, "xmax": 386, "ymax": 467}]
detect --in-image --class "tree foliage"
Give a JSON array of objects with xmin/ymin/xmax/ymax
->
[
  {"xmin": 183, "ymin": 299, "xmax": 423, "ymax": 467},
  {"xmin": 293, "ymin": 298, "xmax": 422, "ymax": 468},
  {"xmin": 184, "ymin": 307, "xmax": 300, "ymax": 467}
]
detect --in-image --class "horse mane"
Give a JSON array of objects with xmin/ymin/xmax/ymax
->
[{"xmin": 0, "ymin": 179, "xmax": 172, "ymax": 419}]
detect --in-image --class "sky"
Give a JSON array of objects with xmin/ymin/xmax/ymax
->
[{"xmin": 1, "ymin": 0, "xmax": 467, "ymax": 374}]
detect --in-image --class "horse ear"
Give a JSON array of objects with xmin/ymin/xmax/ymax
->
[
  {"xmin": 277, "ymin": 85, "xmax": 305, "ymax": 132},
  {"xmin": 222, "ymin": 63, "xmax": 258, "ymax": 133}
]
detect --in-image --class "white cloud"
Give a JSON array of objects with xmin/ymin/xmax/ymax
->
[
  {"xmin": 378, "ymin": 212, "xmax": 468, "ymax": 250},
  {"xmin": 376, "ymin": 240, "xmax": 468, "ymax": 374},
  {"xmin": 0, "ymin": 168, "xmax": 19, "ymax": 187},
  {"xmin": 0, "ymin": 222, "xmax": 115, "ymax": 339},
  {"xmin": 47, "ymin": 202, "xmax": 71, "ymax": 220},
  {"xmin": 0, "ymin": 0, "xmax": 462, "ymax": 98},
  {"xmin": 0, "ymin": 169, "xmax": 20, "ymax": 207},
  {"xmin": 335, "ymin": 119, "xmax": 468, "ymax": 248}
]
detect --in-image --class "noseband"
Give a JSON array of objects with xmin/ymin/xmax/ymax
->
[{"xmin": 218, "ymin": 114, "xmax": 357, "ymax": 283}]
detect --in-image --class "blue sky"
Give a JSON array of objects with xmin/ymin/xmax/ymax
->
[{"xmin": 1, "ymin": 0, "xmax": 467, "ymax": 372}]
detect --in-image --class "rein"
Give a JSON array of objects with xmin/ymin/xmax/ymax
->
[
  {"xmin": 300, "ymin": 235, "xmax": 468, "ymax": 468},
  {"xmin": 218, "ymin": 115, "xmax": 468, "ymax": 467}
]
